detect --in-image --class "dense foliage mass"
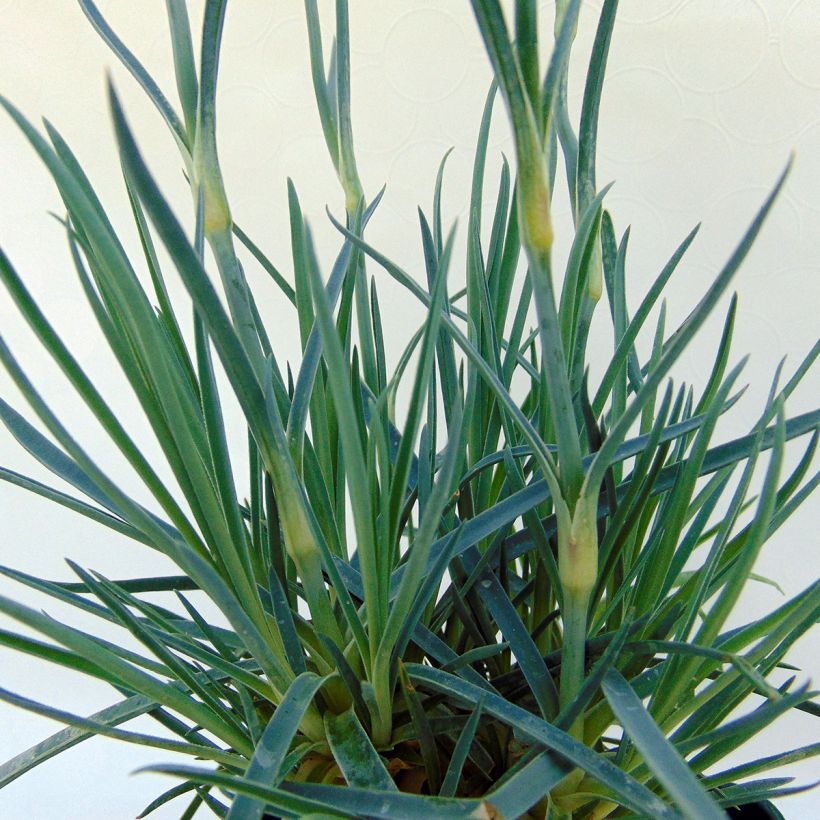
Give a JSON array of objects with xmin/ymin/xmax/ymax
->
[{"xmin": 0, "ymin": 1, "xmax": 817, "ymax": 818}]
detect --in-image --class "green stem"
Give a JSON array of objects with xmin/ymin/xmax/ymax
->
[
  {"xmin": 207, "ymin": 227, "xmax": 266, "ymax": 380},
  {"xmin": 532, "ymin": 559, "xmax": 552, "ymax": 654},
  {"xmin": 558, "ymin": 497, "xmax": 598, "ymax": 737},
  {"xmin": 559, "ymin": 588, "xmax": 591, "ymax": 736},
  {"xmin": 526, "ymin": 249, "xmax": 584, "ymax": 504},
  {"xmin": 370, "ymin": 655, "xmax": 394, "ymax": 748}
]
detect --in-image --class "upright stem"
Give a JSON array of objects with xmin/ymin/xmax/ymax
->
[
  {"xmin": 526, "ymin": 249, "xmax": 585, "ymax": 505},
  {"xmin": 207, "ymin": 227, "xmax": 266, "ymax": 379},
  {"xmin": 559, "ymin": 588, "xmax": 591, "ymax": 735},
  {"xmin": 558, "ymin": 497, "xmax": 598, "ymax": 737},
  {"xmin": 370, "ymin": 655, "xmax": 396, "ymax": 748}
]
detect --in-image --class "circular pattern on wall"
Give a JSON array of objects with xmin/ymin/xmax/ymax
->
[
  {"xmin": 218, "ymin": 84, "xmax": 281, "ymax": 173},
  {"xmin": 598, "ymin": 66, "xmax": 685, "ymax": 164},
  {"xmin": 717, "ymin": 51, "xmax": 819, "ymax": 145},
  {"xmin": 221, "ymin": 2, "xmax": 276, "ymax": 50},
  {"xmin": 261, "ymin": 16, "xmax": 316, "ymax": 109},
  {"xmin": 664, "ymin": 0, "xmax": 769, "ymax": 94},
  {"xmin": 352, "ymin": 63, "xmax": 419, "ymax": 155},
  {"xmin": 781, "ymin": 0, "xmax": 820, "ymax": 89},
  {"xmin": 383, "ymin": 9, "xmax": 468, "ymax": 103},
  {"xmin": 617, "ymin": 0, "xmax": 685, "ymax": 25},
  {"xmin": 637, "ymin": 117, "xmax": 734, "ymax": 213}
]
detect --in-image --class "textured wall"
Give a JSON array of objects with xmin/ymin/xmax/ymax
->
[{"xmin": 0, "ymin": 2, "xmax": 817, "ymax": 817}]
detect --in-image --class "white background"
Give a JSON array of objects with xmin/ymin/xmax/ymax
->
[{"xmin": 0, "ymin": 1, "xmax": 818, "ymax": 817}]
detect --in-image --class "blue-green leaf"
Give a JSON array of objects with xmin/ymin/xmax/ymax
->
[
  {"xmin": 602, "ymin": 669, "xmax": 723, "ymax": 819},
  {"xmin": 228, "ymin": 673, "xmax": 326, "ymax": 820},
  {"xmin": 407, "ymin": 663, "xmax": 676, "ymax": 818},
  {"xmin": 324, "ymin": 708, "xmax": 396, "ymax": 792}
]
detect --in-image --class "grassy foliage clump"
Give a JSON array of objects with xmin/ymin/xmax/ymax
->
[{"xmin": 0, "ymin": 1, "xmax": 817, "ymax": 818}]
